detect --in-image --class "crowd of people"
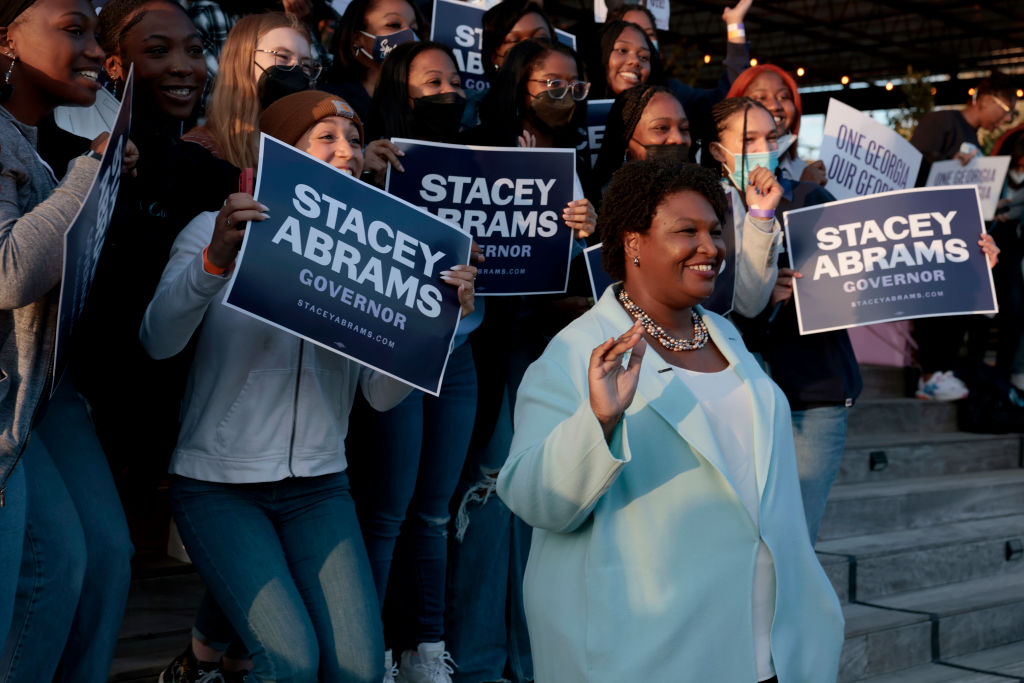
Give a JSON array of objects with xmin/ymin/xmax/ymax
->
[{"xmin": 0, "ymin": 0, "xmax": 1018, "ymax": 682}]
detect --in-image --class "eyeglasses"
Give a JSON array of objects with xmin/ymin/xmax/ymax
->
[
  {"xmin": 529, "ymin": 78, "xmax": 590, "ymax": 101},
  {"xmin": 991, "ymin": 95, "xmax": 1017, "ymax": 121},
  {"xmin": 254, "ymin": 48, "xmax": 322, "ymax": 81}
]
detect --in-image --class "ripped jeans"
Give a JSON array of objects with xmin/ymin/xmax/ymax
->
[{"xmin": 347, "ymin": 341, "xmax": 477, "ymax": 645}]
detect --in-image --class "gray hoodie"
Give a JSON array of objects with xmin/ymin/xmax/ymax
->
[{"xmin": 0, "ymin": 106, "xmax": 100, "ymax": 491}]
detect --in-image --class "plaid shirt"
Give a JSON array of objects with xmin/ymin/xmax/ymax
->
[{"xmin": 186, "ymin": 1, "xmax": 331, "ymax": 87}]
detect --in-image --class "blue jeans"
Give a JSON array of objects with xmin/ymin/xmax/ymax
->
[
  {"xmin": 0, "ymin": 383, "xmax": 133, "ymax": 683},
  {"xmin": 445, "ymin": 347, "xmax": 533, "ymax": 683},
  {"xmin": 791, "ymin": 405, "xmax": 849, "ymax": 543},
  {"xmin": 0, "ymin": 463, "xmax": 26, "ymax": 643},
  {"xmin": 348, "ymin": 342, "xmax": 476, "ymax": 644},
  {"xmin": 170, "ymin": 471, "xmax": 383, "ymax": 683}
]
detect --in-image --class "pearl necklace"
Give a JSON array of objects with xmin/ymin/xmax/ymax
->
[{"xmin": 617, "ymin": 289, "xmax": 709, "ymax": 352}]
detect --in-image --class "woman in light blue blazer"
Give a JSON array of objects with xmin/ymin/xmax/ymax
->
[{"xmin": 496, "ymin": 160, "xmax": 844, "ymax": 683}]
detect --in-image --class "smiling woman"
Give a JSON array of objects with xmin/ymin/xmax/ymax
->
[
  {"xmin": 496, "ymin": 160, "xmax": 845, "ymax": 682},
  {"xmin": 1, "ymin": 0, "xmax": 136, "ymax": 681}
]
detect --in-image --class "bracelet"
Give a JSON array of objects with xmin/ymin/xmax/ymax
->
[
  {"xmin": 202, "ymin": 245, "xmax": 229, "ymax": 276},
  {"xmin": 727, "ymin": 22, "xmax": 745, "ymax": 40},
  {"xmin": 748, "ymin": 207, "xmax": 774, "ymax": 219}
]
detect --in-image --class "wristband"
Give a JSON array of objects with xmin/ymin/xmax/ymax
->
[
  {"xmin": 748, "ymin": 207, "xmax": 774, "ymax": 219},
  {"xmin": 727, "ymin": 22, "xmax": 745, "ymax": 41},
  {"xmin": 202, "ymin": 245, "xmax": 229, "ymax": 275}
]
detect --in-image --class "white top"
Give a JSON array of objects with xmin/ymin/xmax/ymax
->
[{"xmin": 673, "ymin": 364, "xmax": 777, "ymax": 681}]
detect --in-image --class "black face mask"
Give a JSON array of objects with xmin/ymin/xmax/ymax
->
[
  {"xmin": 641, "ymin": 142, "xmax": 691, "ymax": 164},
  {"xmin": 411, "ymin": 92, "xmax": 466, "ymax": 143},
  {"xmin": 528, "ymin": 91, "xmax": 576, "ymax": 132},
  {"xmin": 257, "ymin": 66, "xmax": 313, "ymax": 111}
]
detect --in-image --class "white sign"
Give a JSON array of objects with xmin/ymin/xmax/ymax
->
[
  {"xmin": 593, "ymin": 0, "xmax": 669, "ymax": 31},
  {"xmin": 926, "ymin": 156, "xmax": 1011, "ymax": 221},
  {"xmin": 819, "ymin": 98, "xmax": 922, "ymax": 201}
]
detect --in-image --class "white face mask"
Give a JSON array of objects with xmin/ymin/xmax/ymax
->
[
  {"xmin": 1009, "ymin": 168, "xmax": 1024, "ymax": 185},
  {"xmin": 775, "ymin": 133, "xmax": 796, "ymax": 157}
]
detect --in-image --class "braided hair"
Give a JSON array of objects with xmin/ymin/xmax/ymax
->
[
  {"xmin": 591, "ymin": 84, "xmax": 676, "ymax": 198},
  {"xmin": 703, "ymin": 96, "xmax": 775, "ymax": 187}
]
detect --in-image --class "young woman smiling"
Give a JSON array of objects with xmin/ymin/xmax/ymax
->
[
  {"xmin": 70, "ymin": 0, "xmax": 238, "ymax": 565},
  {"xmin": 0, "ymin": 1, "xmax": 136, "ymax": 681},
  {"xmin": 322, "ymin": 0, "xmax": 426, "ymax": 120}
]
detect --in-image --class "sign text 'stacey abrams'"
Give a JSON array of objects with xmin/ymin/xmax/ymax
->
[
  {"xmin": 385, "ymin": 138, "xmax": 576, "ymax": 296},
  {"xmin": 224, "ymin": 134, "xmax": 471, "ymax": 395}
]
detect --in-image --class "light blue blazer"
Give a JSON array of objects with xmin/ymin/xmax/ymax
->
[{"xmin": 497, "ymin": 286, "xmax": 844, "ymax": 683}]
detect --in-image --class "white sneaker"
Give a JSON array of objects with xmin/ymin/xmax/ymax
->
[
  {"xmin": 916, "ymin": 370, "xmax": 969, "ymax": 401},
  {"xmin": 383, "ymin": 649, "xmax": 398, "ymax": 683},
  {"xmin": 1011, "ymin": 373, "xmax": 1024, "ymax": 392},
  {"xmin": 395, "ymin": 642, "xmax": 455, "ymax": 683}
]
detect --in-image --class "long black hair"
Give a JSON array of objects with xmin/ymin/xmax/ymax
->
[
  {"xmin": 325, "ymin": 0, "xmax": 427, "ymax": 84},
  {"xmin": 367, "ymin": 40, "xmax": 460, "ymax": 141},
  {"xmin": 480, "ymin": 0, "xmax": 554, "ymax": 83},
  {"xmin": 590, "ymin": 19, "xmax": 664, "ymax": 99},
  {"xmin": 477, "ymin": 38, "xmax": 587, "ymax": 148}
]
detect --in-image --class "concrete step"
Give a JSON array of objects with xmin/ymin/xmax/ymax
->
[
  {"xmin": 839, "ymin": 603, "xmax": 932, "ymax": 682},
  {"xmin": 868, "ymin": 573, "xmax": 1024, "ymax": 659},
  {"xmin": 819, "ymin": 470, "xmax": 1024, "ymax": 541},
  {"xmin": 854, "ymin": 662, "xmax": 1016, "ymax": 682},
  {"xmin": 820, "ymin": 552, "xmax": 851, "ymax": 604},
  {"xmin": 109, "ymin": 556, "xmax": 203, "ymax": 682},
  {"xmin": 945, "ymin": 641, "xmax": 1024, "ymax": 679},
  {"xmin": 816, "ymin": 515, "xmax": 1024, "ymax": 601},
  {"xmin": 838, "ymin": 432, "xmax": 1022, "ymax": 485},
  {"xmin": 848, "ymin": 398, "xmax": 960, "ymax": 435},
  {"xmin": 859, "ymin": 364, "xmax": 914, "ymax": 401}
]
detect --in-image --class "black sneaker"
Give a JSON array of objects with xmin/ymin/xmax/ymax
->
[{"xmin": 157, "ymin": 645, "xmax": 224, "ymax": 683}]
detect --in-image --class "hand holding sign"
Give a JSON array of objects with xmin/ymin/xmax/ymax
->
[
  {"xmin": 563, "ymin": 198, "xmax": 596, "ymax": 238},
  {"xmin": 722, "ymin": 0, "xmax": 754, "ymax": 30},
  {"xmin": 440, "ymin": 263, "xmax": 478, "ymax": 317},
  {"xmin": 979, "ymin": 232, "xmax": 999, "ymax": 267},
  {"xmin": 208, "ymin": 193, "xmax": 270, "ymax": 270}
]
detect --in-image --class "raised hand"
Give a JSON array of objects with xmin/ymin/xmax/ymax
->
[
  {"xmin": 745, "ymin": 165, "xmax": 783, "ymax": 213},
  {"xmin": 589, "ymin": 319, "xmax": 646, "ymax": 440}
]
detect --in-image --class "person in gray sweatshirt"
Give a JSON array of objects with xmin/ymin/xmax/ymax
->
[{"xmin": 0, "ymin": 1, "xmax": 136, "ymax": 681}]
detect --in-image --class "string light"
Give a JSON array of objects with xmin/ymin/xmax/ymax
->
[
  {"xmin": 885, "ymin": 82, "xmax": 894, "ymax": 91},
  {"xmin": 749, "ymin": 58, "xmax": 758, "ymax": 67},
  {"xmin": 796, "ymin": 67, "xmax": 805, "ymax": 77},
  {"xmin": 968, "ymin": 87, "xmax": 976, "ymax": 97},
  {"xmin": 704, "ymin": 54, "xmax": 711, "ymax": 64},
  {"xmin": 1018, "ymin": 89, "xmax": 1023, "ymax": 98},
  {"xmin": 841, "ymin": 75, "xmax": 850, "ymax": 85}
]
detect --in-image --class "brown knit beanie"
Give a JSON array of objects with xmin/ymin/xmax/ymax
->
[{"xmin": 259, "ymin": 91, "xmax": 364, "ymax": 147}]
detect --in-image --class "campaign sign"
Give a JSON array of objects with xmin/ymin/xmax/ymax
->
[
  {"xmin": 785, "ymin": 186, "xmax": 997, "ymax": 335},
  {"xmin": 926, "ymin": 156, "xmax": 1011, "ymax": 221},
  {"xmin": 578, "ymin": 99, "xmax": 614, "ymax": 166},
  {"xmin": 431, "ymin": 0, "xmax": 489, "ymax": 92},
  {"xmin": 555, "ymin": 28, "xmax": 577, "ymax": 51},
  {"xmin": 584, "ymin": 243, "xmax": 615, "ymax": 299},
  {"xmin": 582, "ymin": 217, "xmax": 734, "ymax": 315},
  {"xmin": 51, "ymin": 68, "xmax": 134, "ymax": 395},
  {"xmin": 223, "ymin": 135, "xmax": 472, "ymax": 395},
  {"xmin": 646, "ymin": 0, "xmax": 670, "ymax": 30},
  {"xmin": 385, "ymin": 138, "xmax": 576, "ymax": 296},
  {"xmin": 819, "ymin": 99, "xmax": 922, "ymax": 201}
]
